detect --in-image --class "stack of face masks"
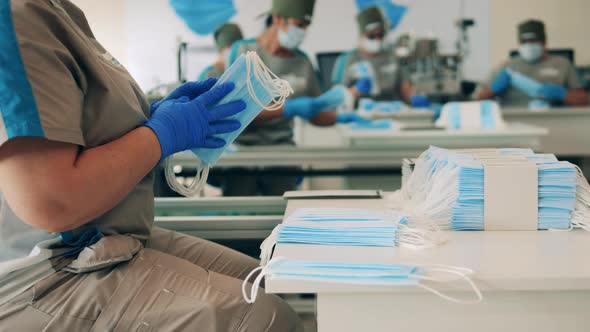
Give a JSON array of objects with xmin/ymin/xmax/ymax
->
[
  {"xmin": 242, "ymin": 258, "xmax": 482, "ymax": 304},
  {"xmin": 401, "ymin": 146, "xmax": 585, "ymax": 231},
  {"xmin": 259, "ymin": 208, "xmax": 444, "ymax": 265},
  {"xmin": 436, "ymin": 101, "xmax": 505, "ymax": 130},
  {"xmin": 358, "ymin": 98, "xmax": 406, "ymax": 117},
  {"xmin": 165, "ymin": 51, "xmax": 293, "ymax": 196}
]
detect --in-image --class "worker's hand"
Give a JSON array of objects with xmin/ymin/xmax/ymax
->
[
  {"xmin": 490, "ymin": 69, "xmax": 511, "ymax": 95},
  {"xmin": 143, "ymin": 82, "xmax": 246, "ymax": 161},
  {"xmin": 335, "ymin": 112, "xmax": 370, "ymax": 124},
  {"xmin": 283, "ymin": 97, "xmax": 319, "ymax": 120},
  {"xmin": 539, "ymin": 83, "xmax": 567, "ymax": 102},
  {"xmin": 354, "ymin": 78, "xmax": 372, "ymax": 95},
  {"xmin": 410, "ymin": 95, "xmax": 430, "ymax": 108},
  {"xmin": 150, "ymin": 78, "xmax": 218, "ymax": 114}
]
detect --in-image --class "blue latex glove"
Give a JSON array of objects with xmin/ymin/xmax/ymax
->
[
  {"xmin": 410, "ymin": 95, "xmax": 430, "ymax": 108},
  {"xmin": 150, "ymin": 78, "xmax": 219, "ymax": 114},
  {"xmin": 539, "ymin": 83, "xmax": 567, "ymax": 101},
  {"xmin": 355, "ymin": 78, "xmax": 372, "ymax": 95},
  {"xmin": 490, "ymin": 69, "xmax": 511, "ymax": 95},
  {"xmin": 283, "ymin": 97, "xmax": 319, "ymax": 120},
  {"xmin": 143, "ymin": 82, "xmax": 246, "ymax": 161},
  {"xmin": 336, "ymin": 112, "xmax": 370, "ymax": 124}
]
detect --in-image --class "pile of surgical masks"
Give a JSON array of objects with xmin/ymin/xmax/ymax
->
[
  {"xmin": 436, "ymin": 101, "xmax": 505, "ymax": 130},
  {"xmin": 165, "ymin": 51, "xmax": 293, "ymax": 196},
  {"xmin": 359, "ymin": 98, "xmax": 406, "ymax": 117},
  {"xmin": 259, "ymin": 208, "xmax": 445, "ymax": 265},
  {"xmin": 242, "ymin": 258, "xmax": 482, "ymax": 304},
  {"xmin": 400, "ymin": 146, "xmax": 590, "ymax": 231},
  {"xmin": 349, "ymin": 119, "xmax": 394, "ymax": 130}
]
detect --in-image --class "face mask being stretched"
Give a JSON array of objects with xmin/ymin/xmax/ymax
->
[
  {"xmin": 519, "ymin": 43, "xmax": 544, "ymax": 63},
  {"xmin": 165, "ymin": 51, "xmax": 293, "ymax": 196},
  {"xmin": 278, "ymin": 24, "xmax": 306, "ymax": 50}
]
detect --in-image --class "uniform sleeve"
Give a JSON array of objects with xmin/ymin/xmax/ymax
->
[
  {"xmin": 331, "ymin": 52, "xmax": 352, "ymax": 86},
  {"xmin": 564, "ymin": 60, "xmax": 583, "ymax": 89},
  {"xmin": 1, "ymin": 0, "xmax": 86, "ymax": 147}
]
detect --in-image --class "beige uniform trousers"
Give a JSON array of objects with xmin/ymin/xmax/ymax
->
[{"xmin": 0, "ymin": 228, "xmax": 302, "ymax": 332}]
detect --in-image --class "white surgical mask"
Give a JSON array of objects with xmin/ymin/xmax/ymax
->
[
  {"xmin": 519, "ymin": 43, "xmax": 544, "ymax": 63},
  {"xmin": 278, "ymin": 24, "xmax": 306, "ymax": 50},
  {"xmin": 362, "ymin": 37, "xmax": 383, "ymax": 54},
  {"xmin": 395, "ymin": 46, "xmax": 410, "ymax": 57}
]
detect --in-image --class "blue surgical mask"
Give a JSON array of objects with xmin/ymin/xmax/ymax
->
[
  {"xmin": 278, "ymin": 24, "xmax": 306, "ymax": 50},
  {"xmin": 519, "ymin": 43, "xmax": 544, "ymax": 63},
  {"xmin": 165, "ymin": 52, "xmax": 293, "ymax": 196},
  {"xmin": 259, "ymin": 208, "xmax": 440, "ymax": 265},
  {"xmin": 242, "ymin": 258, "xmax": 482, "ymax": 304}
]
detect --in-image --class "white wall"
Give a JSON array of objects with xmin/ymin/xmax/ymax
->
[
  {"xmin": 72, "ymin": 0, "xmax": 127, "ymax": 65},
  {"xmin": 490, "ymin": 0, "xmax": 590, "ymax": 69},
  {"xmin": 121, "ymin": 0, "xmax": 490, "ymax": 91}
]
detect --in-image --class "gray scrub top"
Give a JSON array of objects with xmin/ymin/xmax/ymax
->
[
  {"xmin": 198, "ymin": 64, "xmax": 225, "ymax": 80},
  {"xmin": 332, "ymin": 47, "xmax": 403, "ymax": 101},
  {"xmin": 227, "ymin": 38, "xmax": 322, "ymax": 146},
  {"xmin": 484, "ymin": 55, "xmax": 582, "ymax": 107},
  {"xmin": 0, "ymin": 0, "xmax": 153, "ymax": 304}
]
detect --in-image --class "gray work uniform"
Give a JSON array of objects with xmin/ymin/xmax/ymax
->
[
  {"xmin": 198, "ymin": 64, "xmax": 225, "ymax": 80},
  {"xmin": 332, "ymin": 47, "xmax": 403, "ymax": 101},
  {"xmin": 216, "ymin": 38, "xmax": 322, "ymax": 196},
  {"xmin": 484, "ymin": 55, "xmax": 583, "ymax": 106},
  {"xmin": 0, "ymin": 1, "xmax": 301, "ymax": 330}
]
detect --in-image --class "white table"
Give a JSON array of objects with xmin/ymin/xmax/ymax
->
[
  {"xmin": 171, "ymin": 124, "xmax": 547, "ymax": 169},
  {"xmin": 503, "ymin": 107, "xmax": 590, "ymax": 156},
  {"xmin": 266, "ymin": 198, "xmax": 590, "ymax": 332}
]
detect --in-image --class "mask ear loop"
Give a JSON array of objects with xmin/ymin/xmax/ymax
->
[
  {"xmin": 571, "ymin": 165, "xmax": 590, "ymax": 231},
  {"xmin": 412, "ymin": 264, "xmax": 483, "ymax": 304},
  {"xmin": 164, "ymin": 156, "xmax": 209, "ymax": 197},
  {"xmin": 242, "ymin": 257, "xmax": 286, "ymax": 304},
  {"xmin": 259, "ymin": 226, "xmax": 280, "ymax": 265},
  {"xmin": 245, "ymin": 51, "xmax": 293, "ymax": 111}
]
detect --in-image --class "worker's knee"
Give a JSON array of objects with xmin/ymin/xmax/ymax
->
[{"xmin": 239, "ymin": 293, "xmax": 303, "ymax": 332}]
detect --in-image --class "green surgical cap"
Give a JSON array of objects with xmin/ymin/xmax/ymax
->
[
  {"xmin": 518, "ymin": 19, "xmax": 546, "ymax": 42},
  {"xmin": 357, "ymin": 6, "xmax": 386, "ymax": 34},
  {"xmin": 271, "ymin": 0, "xmax": 316, "ymax": 24},
  {"xmin": 214, "ymin": 23, "xmax": 243, "ymax": 50}
]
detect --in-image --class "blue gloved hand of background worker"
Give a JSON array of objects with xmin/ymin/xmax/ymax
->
[
  {"xmin": 283, "ymin": 97, "xmax": 318, "ymax": 120},
  {"xmin": 538, "ymin": 83, "xmax": 567, "ymax": 101},
  {"xmin": 354, "ymin": 78, "xmax": 372, "ymax": 95},
  {"xmin": 336, "ymin": 112, "xmax": 370, "ymax": 124},
  {"xmin": 410, "ymin": 94, "xmax": 430, "ymax": 108},
  {"xmin": 143, "ymin": 81, "xmax": 246, "ymax": 161},
  {"xmin": 490, "ymin": 68, "xmax": 511, "ymax": 95}
]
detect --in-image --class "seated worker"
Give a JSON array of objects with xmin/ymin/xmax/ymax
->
[
  {"xmin": 220, "ymin": 0, "xmax": 366, "ymax": 196},
  {"xmin": 332, "ymin": 6, "xmax": 429, "ymax": 107},
  {"xmin": 477, "ymin": 19, "xmax": 589, "ymax": 107},
  {"xmin": 0, "ymin": 1, "xmax": 301, "ymax": 330},
  {"xmin": 199, "ymin": 23, "xmax": 243, "ymax": 80}
]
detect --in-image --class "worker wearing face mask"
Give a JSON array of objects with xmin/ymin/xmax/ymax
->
[
  {"xmin": 198, "ymin": 23, "xmax": 243, "ymax": 80},
  {"xmin": 333, "ymin": 6, "xmax": 417, "ymax": 104},
  {"xmin": 477, "ymin": 19, "xmax": 588, "ymax": 106},
  {"xmin": 218, "ymin": 0, "xmax": 363, "ymax": 196}
]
